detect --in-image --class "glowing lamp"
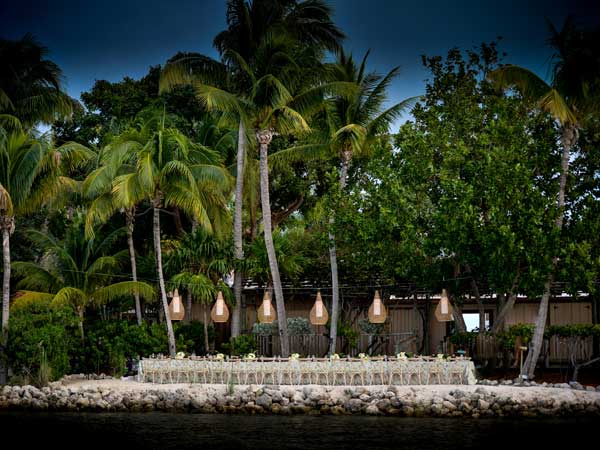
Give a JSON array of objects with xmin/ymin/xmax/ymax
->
[
  {"xmin": 309, "ymin": 291, "xmax": 329, "ymax": 325},
  {"xmin": 210, "ymin": 290, "xmax": 229, "ymax": 323},
  {"xmin": 257, "ymin": 290, "xmax": 276, "ymax": 323},
  {"xmin": 168, "ymin": 289, "xmax": 185, "ymax": 321},
  {"xmin": 368, "ymin": 290, "xmax": 387, "ymax": 323}
]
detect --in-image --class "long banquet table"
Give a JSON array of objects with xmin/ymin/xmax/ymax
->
[{"xmin": 138, "ymin": 357, "xmax": 477, "ymax": 385}]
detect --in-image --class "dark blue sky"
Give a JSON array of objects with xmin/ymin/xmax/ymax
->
[{"xmin": 2, "ymin": 0, "xmax": 598, "ymax": 127}]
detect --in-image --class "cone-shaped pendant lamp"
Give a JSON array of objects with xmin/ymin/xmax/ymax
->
[
  {"xmin": 368, "ymin": 290, "xmax": 387, "ymax": 323},
  {"xmin": 257, "ymin": 290, "xmax": 276, "ymax": 323},
  {"xmin": 435, "ymin": 289, "xmax": 454, "ymax": 322},
  {"xmin": 168, "ymin": 289, "xmax": 185, "ymax": 321},
  {"xmin": 309, "ymin": 291, "xmax": 329, "ymax": 325},
  {"xmin": 211, "ymin": 290, "xmax": 229, "ymax": 323}
]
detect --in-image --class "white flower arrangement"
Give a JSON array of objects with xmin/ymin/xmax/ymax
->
[
  {"xmin": 244, "ymin": 353, "xmax": 256, "ymax": 360},
  {"xmin": 396, "ymin": 352, "xmax": 408, "ymax": 360},
  {"xmin": 330, "ymin": 353, "xmax": 340, "ymax": 360},
  {"xmin": 290, "ymin": 353, "xmax": 300, "ymax": 360},
  {"xmin": 215, "ymin": 353, "xmax": 225, "ymax": 360},
  {"xmin": 175, "ymin": 352, "xmax": 185, "ymax": 359},
  {"xmin": 436, "ymin": 353, "xmax": 445, "ymax": 359},
  {"xmin": 358, "ymin": 353, "xmax": 369, "ymax": 361}
]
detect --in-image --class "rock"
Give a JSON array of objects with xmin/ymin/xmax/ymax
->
[
  {"xmin": 376, "ymin": 399, "xmax": 391, "ymax": 411},
  {"xmin": 366, "ymin": 404, "xmax": 380, "ymax": 415},
  {"xmin": 569, "ymin": 381, "xmax": 584, "ymax": 390},
  {"xmin": 478, "ymin": 400, "xmax": 490, "ymax": 410},
  {"xmin": 346, "ymin": 398, "xmax": 363, "ymax": 413},
  {"xmin": 442, "ymin": 401, "xmax": 456, "ymax": 411}
]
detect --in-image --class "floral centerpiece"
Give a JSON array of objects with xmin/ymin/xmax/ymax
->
[
  {"xmin": 244, "ymin": 352, "xmax": 256, "ymax": 361},
  {"xmin": 396, "ymin": 352, "xmax": 408, "ymax": 360},
  {"xmin": 436, "ymin": 353, "xmax": 445, "ymax": 360},
  {"xmin": 290, "ymin": 353, "xmax": 300, "ymax": 361},
  {"xmin": 215, "ymin": 353, "xmax": 225, "ymax": 360},
  {"xmin": 330, "ymin": 353, "xmax": 340, "ymax": 360},
  {"xmin": 175, "ymin": 352, "xmax": 186, "ymax": 360},
  {"xmin": 358, "ymin": 353, "xmax": 369, "ymax": 361}
]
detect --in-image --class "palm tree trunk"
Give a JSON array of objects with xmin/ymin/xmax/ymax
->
[
  {"xmin": 152, "ymin": 197, "xmax": 176, "ymax": 357},
  {"xmin": 203, "ymin": 307, "xmax": 210, "ymax": 354},
  {"xmin": 257, "ymin": 129, "xmax": 289, "ymax": 357},
  {"xmin": 0, "ymin": 217, "xmax": 13, "ymax": 384},
  {"xmin": 328, "ymin": 150, "xmax": 352, "ymax": 355},
  {"xmin": 125, "ymin": 209, "xmax": 142, "ymax": 325},
  {"xmin": 186, "ymin": 290, "xmax": 192, "ymax": 323},
  {"xmin": 231, "ymin": 121, "xmax": 246, "ymax": 338},
  {"xmin": 78, "ymin": 307, "xmax": 85, "ymax": 342},
  {"xmin": 522, "ymin": 125, "xmax": 577, "ymax": 378}
]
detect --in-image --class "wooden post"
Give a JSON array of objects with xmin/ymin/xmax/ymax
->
[{"xmin": 424, "ymin": 293, "xmax": 431, "ymax": 355}]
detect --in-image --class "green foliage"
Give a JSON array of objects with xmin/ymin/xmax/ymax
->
[
  {"xmin": 176, "ymin": 321, "xmax": 215, "ymax": 354},
  {"xmin": 83, "ymin": 320, "xmax": 204, "ymax": 375},
  {"xmin": 6, "ymin": 298, "xmax": 80, "ymax": 381},
  {"xmin": 251, "ymin": 322, "xmax": 274, "ymax": 337},
  {"xmin": 449, "ymin": 331, "xmax": 477, "ymax": 347},
  {"xmin": 220, "ymin": 334, "xmax": 257, "ymax": 356},
  {"xmin": 545, "ymin": 324, "xmax": 600, "ymax": 338},
  {"xmin": 285, "ymin": 317, "xmax": 311, "ymax": 336},
  {"xmin": 357, "ymin": 318, "xmax": 384, "ymax": 335},
  {"xmin": 497, "ymin": 324, "xmax": 535, "ymax": 349},
  {"xmin": 337, "ymin": 321, "xmax": 359, "ymax": 350}
]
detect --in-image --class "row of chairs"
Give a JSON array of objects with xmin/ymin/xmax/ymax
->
[{"xmin": 139, "ymin": 359, "xmax": 468, "ymax": 385}]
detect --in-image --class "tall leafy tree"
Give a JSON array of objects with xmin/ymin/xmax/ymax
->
[
  {"xmin": 178, "ymin": 32, "xmax": 352, "ymax": 356},
  {"xmin": 490, "ymin": 19, "xmax": 600, "ymax": 377},
  {"xmin": 273, "ymin": 50, "xmax": 415, "ymax": 353},
  {"xmin": 168, "ymin": 229, "xmax": 233, "ymax": 353},
  {"xmin": 0, "ymin": 121, "xmax": 92, "ymax": 382},
  {"xmin": 12, "ymin": 213, "xmax": 156, "ymax": 340},
  {"xmin": 0, "ymin": 34, "xmax": 72, "ymax": 128},
  {"xmin": 108, "ymin": 111, "xmax": 231, "ymax": 357},
  {"xmin": 161, "ymin": 0, "xmax": 344, "ymax": 340}
]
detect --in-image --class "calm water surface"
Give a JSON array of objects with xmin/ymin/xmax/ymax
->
[{"xmin": 1, "ymin": 411, "xmax": 598, "ymax": 450}]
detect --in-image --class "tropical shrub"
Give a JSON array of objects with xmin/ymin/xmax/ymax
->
[
  {"xmin": 176, "ymin": 321, "xmax": 215, "ymax": 355},
  {"xmin": 545, "ymin": 324, "xmax": 600, "ymax": 338},
  {"xmin": 449, "ymin": 331, "xmax": 478, "ymax": 347},
  {"xmin": 220, "ymin": 334, "xmax": 257, "ymax": 356},
  {"xmin": 6, "ymin": 298, "xmax": 80, "ymax": 382},
  {"xmin": 497, "ymin": 324, "xmax": 535, "ymax": 350},
  {"xmin": 358, "ymin": 318, "xmax": 384, "ymax": 335},
  {"xmin": 83, "ymin": 320, "xmax": 190, "ymax": 375},
  {"xmin": 252, "ymin": 317, "xmax": 312, "ymax": 336}
]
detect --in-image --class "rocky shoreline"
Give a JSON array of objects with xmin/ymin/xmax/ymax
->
[{"xmin": 2, "ymin": 380, "xmax": 600, "ymax": 417}]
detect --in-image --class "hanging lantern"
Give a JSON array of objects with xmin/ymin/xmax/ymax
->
[
  {"xmin": 210, "ymin": 290, "xmax": 229, "ymax": 323},
  {"xmin": 168, "ymin": 289, "xmax": 185, "ymax": 321},
  {"xmin": 257, "ymin": 290, "xmax": 276, "ymax": 323},
  {"xmin": 435, "ymin": 289, "xmax": 454, "ymax": 322},
  {"xmin": 309, "ymin": 291, "xmax": 329, "ymax": 325},
  {"xmin": 368, "ymin": 290, "xmax": 387, "ymax": 323}
]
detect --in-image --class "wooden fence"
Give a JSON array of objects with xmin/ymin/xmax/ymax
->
[{"xmin": 256, "ymin": 332, "xmax": 417, "ymax": 357}]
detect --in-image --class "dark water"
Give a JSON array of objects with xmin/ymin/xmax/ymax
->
[{"xmin": 1, "ymin": 411, "xmax": 598, "ymax": 450}]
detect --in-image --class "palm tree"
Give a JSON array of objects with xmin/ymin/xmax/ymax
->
[
  {"xmin": 183, "ymin": 34, "xmax": 347, "ymax": 356},
  {"xmin": 109, "ymin": 111, "xmax": 232, "ymax": 357},
  {"xmin": 83, "ymin": 142, "xmax": 145, "ymax": 325},
  {"xmin": 12, "ymin": 212, "xmax": 156, "ymax": 340},
  {"xmin": 0, "ymin": 34, "xmax": 73, "ymax": 128},
  {"xmin": 160, "ymin": 0, "xmax": 344, "ymax": 340},
  {"xmin": 0, "ymin": 120, "xmax": 92, "ymax": 382},
  {"xmin": 272, "ymin": 50, "xmax": 416, "ymax": 353},
  {"xmin": 168, "ymin": 229, "xmax": 234, "ymax": 353},
  {"xmin": 489, "ymin": 19, "xmax": 600, "ymax": 378}
]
